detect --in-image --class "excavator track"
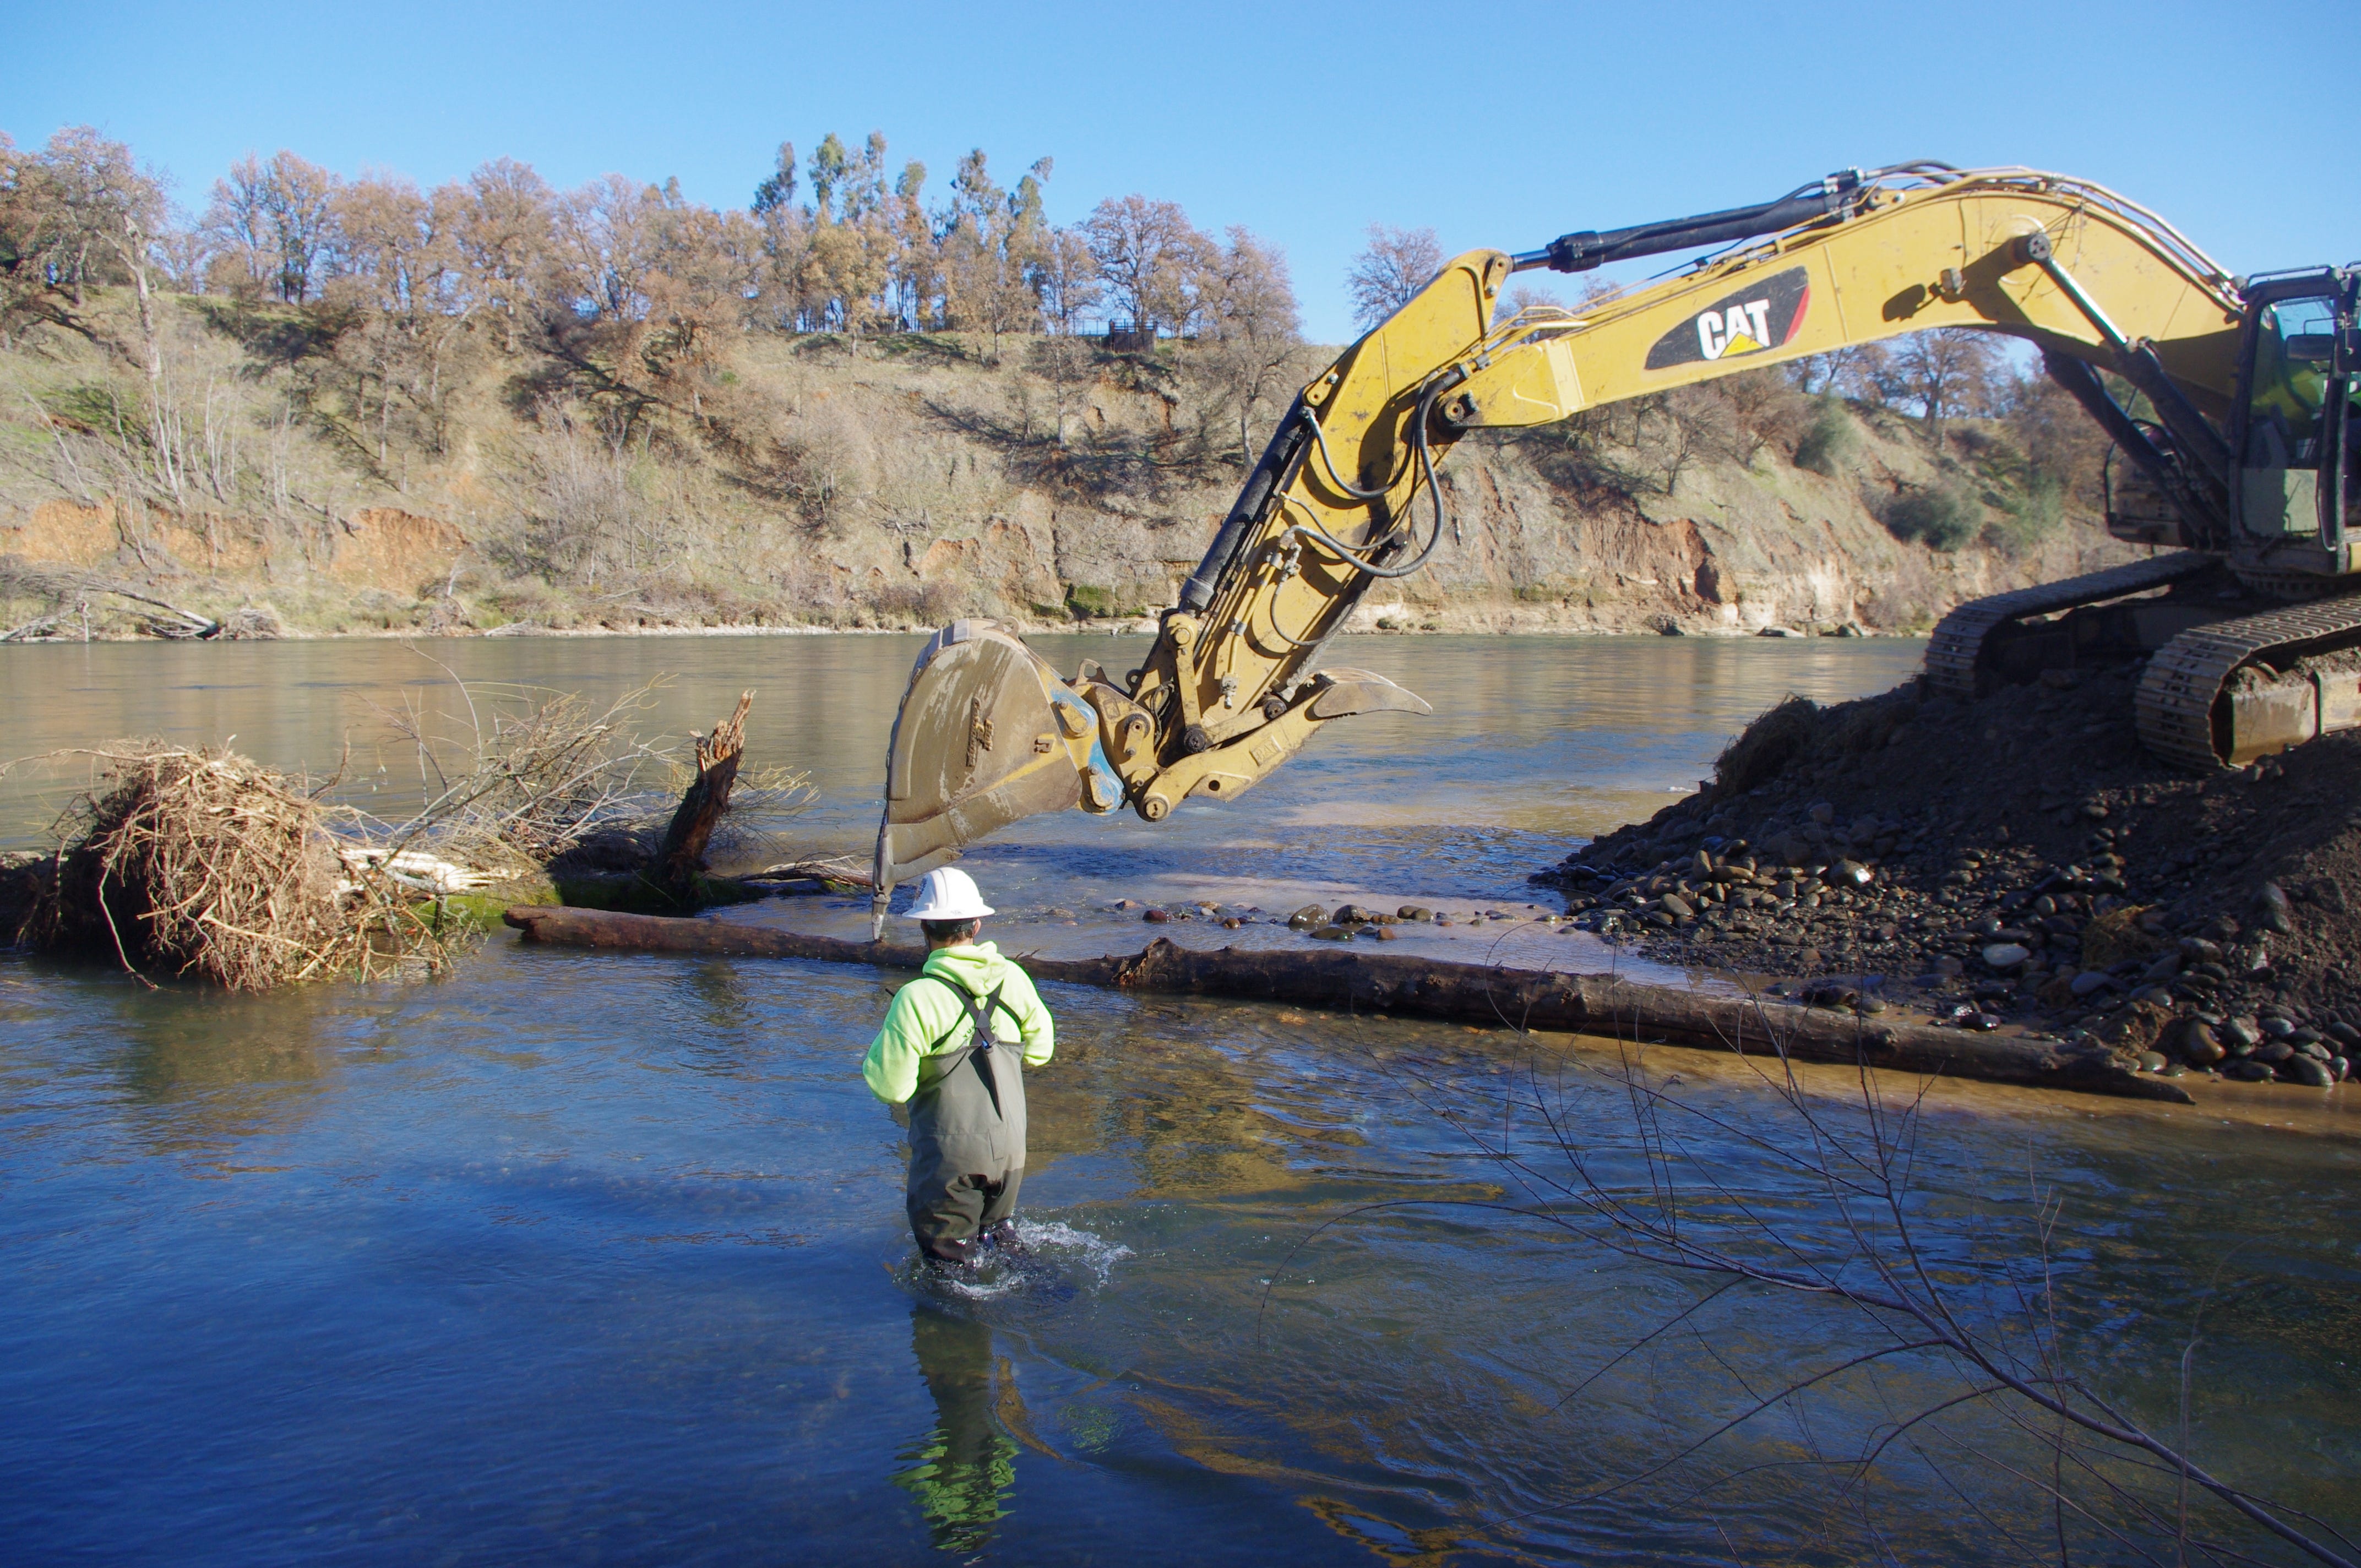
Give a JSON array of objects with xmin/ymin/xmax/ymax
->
[
  {"xmin": 2136, "ymin": 594, "xmax": 2361, "ymax": 770},
  {"xmin": 1924, "ymin": 551, "xmax": 2217, "ymax": 697}
]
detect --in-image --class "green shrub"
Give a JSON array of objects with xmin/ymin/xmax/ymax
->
[
  {"xmin": 1793, "ymin": 398, "xmax": 1858, "ymax": 476},
  {"xmin": 1884, "ymin": 484, "xmax": 1981, "ymax": 551},
  {"xmin": 1989, "ymin": 470, "xmax": 2064, "ymax": 552}
]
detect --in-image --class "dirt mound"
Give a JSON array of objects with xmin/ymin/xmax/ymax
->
[{"xmin": 1538, "ymin": 660, "xmax": 2361, "ymax": 1088}]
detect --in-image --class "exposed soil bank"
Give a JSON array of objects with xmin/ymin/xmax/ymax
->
[
  {"xmin": 1536, "ymin": 660, "xmax": 2361, "ymax": 1093},
  {"xmin": 6, "ymin": 292, "xmax": 2125, "ymax": 643}
]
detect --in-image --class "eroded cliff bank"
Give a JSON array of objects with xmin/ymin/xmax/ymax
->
[{"xmin": 2, "ymin": 293, "xmax": 2126, "ymax": 639}]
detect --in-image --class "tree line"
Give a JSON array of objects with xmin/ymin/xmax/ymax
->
[
  {"xmin": 0, "ymin": 125, "xmax": 1297, "ymax": 350},
  {"xmin": 0, "ymin": 122, "xmax": 2104, "ymax": 579}
]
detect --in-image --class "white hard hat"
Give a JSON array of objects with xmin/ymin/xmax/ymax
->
[{"xmin": 900, "ymin": 867, "xmax": 995, "ymax": 922}]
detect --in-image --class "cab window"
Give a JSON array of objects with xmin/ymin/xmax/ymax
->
[{"xmin": 2246, "ymin": 296, "xmax": 2335, "ymax": 467}]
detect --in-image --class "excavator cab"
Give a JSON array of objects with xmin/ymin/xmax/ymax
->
[{"xmin": 2231, "ymin": 270, "xmax": 2358, "ymax": 553}]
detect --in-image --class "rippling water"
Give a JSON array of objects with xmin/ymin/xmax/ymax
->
[{"xmin": 2, "ymin": 634, "xmax": 2355, "ymax": 1565}]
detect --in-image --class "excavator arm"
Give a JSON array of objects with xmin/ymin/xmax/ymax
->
[{"xmin": 870, "ymin": 164, "xmax": 2247, "ymax": 929}]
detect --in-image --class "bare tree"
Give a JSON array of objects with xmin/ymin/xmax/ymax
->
[
  {"xmin": 1345, "ymin": 224, "xmax": 1443, "ymax": 329},
  {"xmin": 1027, "ymin": 225, "xmax": 1098, "ymax": 335},
  {"xmin": 203, "ymin": 150, "xmax": 339, "ymax": 304},
  {"xmin": 1083, "ymin": 194, "xmax": 1207, "ymax": 339},
  {"xmin": 1889, "ymin": 327, "xmax": 1998, "ymax": 447},
  {"xmin": 452, "ymin": 157, "xmax": 554, "ymax": 352},
  {"xmin": 1196, "ymin": 226, "xmax": 1302, "ymax": 464},
  {"xmin": 1784, "ymin": 341, "xmax": 1892, "ymax": 402},
  {"xmin": 30, "ymin": 129, "xmax": 168, "ymax": 364}
]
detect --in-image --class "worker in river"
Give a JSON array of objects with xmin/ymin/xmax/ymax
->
[{"xmin": 862, "ymin": 868, "xmax": 1056, "ymax": 1267}]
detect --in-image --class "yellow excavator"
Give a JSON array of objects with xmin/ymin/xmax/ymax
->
[{"xmin": 869, "ymin": 162, "xmax": 2357, "ymax": 929}]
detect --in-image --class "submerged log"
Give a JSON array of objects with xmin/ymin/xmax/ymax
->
[{"xmin": 501, "ymin": 905, "xmax": 2191, "ymax": 1103}]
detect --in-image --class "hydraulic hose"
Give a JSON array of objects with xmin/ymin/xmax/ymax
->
[
  {"xmin": 1180, "ymin": 412, "xmax": 1307, "ymax": 613},
  {"xmin": 1281, "ymin": 376, "xmax": 1453, "ymax": 580},
  {"xmin": 1512, "ymin": 169, "xmax": 1870, "ymax": 275},
  {"xmin": 1301, "ymin": 401, "xmax": 1411, "ymax": 501}
]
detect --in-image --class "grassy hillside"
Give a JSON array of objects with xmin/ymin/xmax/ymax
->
[{"xmin": 0, "ymin": 286, "xmax": 2129, "ymax": 640}]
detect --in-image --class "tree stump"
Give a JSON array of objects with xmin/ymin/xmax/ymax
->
[{"xmin": 656, "ymin": 692, "xmax": 752, "ymax": 897}]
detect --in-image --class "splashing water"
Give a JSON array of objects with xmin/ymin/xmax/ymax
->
[
  {"xmin": 901, "ymin": 1216, "xmax": 1134, "ymax": 1303},
  {"xmin": 1008, "ymin": 1217, "xmax": 1134, "ymax": 1286}
]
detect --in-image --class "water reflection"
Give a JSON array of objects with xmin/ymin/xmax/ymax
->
[{"xmin": 894, "ymin": 1305, "xmax": 1021, "ymax": 1554}]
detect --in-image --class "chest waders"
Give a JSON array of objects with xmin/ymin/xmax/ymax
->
[{"xmin": 904, "ymin": 976, "xmax": 1029, "ymax": 1261}]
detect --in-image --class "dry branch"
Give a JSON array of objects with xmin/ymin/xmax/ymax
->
[
  {"xmin": 0, "ymin": 558, "xmax": 218, "ymax": 638},
  {"xmin": 20, "ymin": 743, "xmax": 440, "ymax": 989}
]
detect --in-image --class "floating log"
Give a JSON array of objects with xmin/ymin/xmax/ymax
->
[{"xmin": 501, "ymin": 905, "xmax": 2191, "ymax": 1103}]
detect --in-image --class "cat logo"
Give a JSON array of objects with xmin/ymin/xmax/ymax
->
[{"xmin": 1644, "ymin": 266, "xmax": 1811, "ymax": 372}]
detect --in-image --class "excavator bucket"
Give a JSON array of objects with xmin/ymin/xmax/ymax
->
[{"xmin": 869, "ymin": 620, "xmax": 1092, "ymax": 935}]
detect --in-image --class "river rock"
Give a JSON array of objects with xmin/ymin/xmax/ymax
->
[
  {"xmin": 1802, "ymin": 980, "xmax": 1859, "ymax": 1010},
  {"xmin": 1660, "ymin": 895, "xmax": 1695, "ymax": 919},
  {"xmin": 2137, "ymin": 1051, "xmax": 2168, "ymax": 1072},
  {"xmin": 2255, "ymin": 1040, "xmax": 2294, "ymax": 1065},
  {"xmin": 1143, "ymin": 907, "xmax": 1171, "ymax": 923},
  {"xmin": 1982, "ymin": 943, "xmax": 2032, "ymax": 971},
  {"xmin": 1397, "ymin": 905, "xmax": 1433, "ymax": 922},
  {"xmin": 2259, "ymin": 881, "xmax": 2294, "ymax": 934},
  {"xmin": 1808, "ymin": 802, "xmax": 1835, "ymax": 825},
  {"xmin": 2172, "ymin": 1020, "xmax": 2225, "ymax": 1066},
  {"xmin": 2221, "ymin": 1016, "xmax": 2260, "ymax": 1049},
  {"xmin": 2231, "ymin": 1059, "xmax": 2273, "ymax": 1082},
  {"xmin": 1287, "ymin": 904, "xmax": 1327, "ymax": 928},
  {"xmin": 2328, "ymin": 1021, "xmax": 2361, "ymax": 1050},
  {"xmin": 2261, "ymin": 1016, "xmax": 2296, "ymax": 1040},
  {"xmin": 1310, "ymin": 924, "xmax": 1351, "ymax": 940},
  {"xmin": 2286, "ymin": 1055, "xmax": 2333, "ymax": 1087}
]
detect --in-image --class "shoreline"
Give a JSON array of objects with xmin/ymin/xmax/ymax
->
[{"xmin": 0, "ymin": 619, "xmax": 1922, "ymax": 645}]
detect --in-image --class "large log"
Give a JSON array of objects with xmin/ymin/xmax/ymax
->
[{"xmin": 502, "ymin": 904, "xmax": 2190, "ymax": 1103}]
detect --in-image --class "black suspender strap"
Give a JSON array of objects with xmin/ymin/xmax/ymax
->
[{"xmin": 916, "ymin": 974, "xmax": 1021, "ymax": 1117}]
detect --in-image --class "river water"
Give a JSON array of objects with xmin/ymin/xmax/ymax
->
[{"xmin": 1, "ymin": 634, "xmax": 2355, "ymax": 1565}]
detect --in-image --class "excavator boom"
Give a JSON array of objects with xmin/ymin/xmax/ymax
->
[{"xmin": 871, "ymin": 163, "xmax": 2348, "ymax": 929}]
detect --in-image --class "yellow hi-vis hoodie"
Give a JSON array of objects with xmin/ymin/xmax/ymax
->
[{"xmin": 862, "ymin": 941, "xmax": 1054, "ymax": 1105}]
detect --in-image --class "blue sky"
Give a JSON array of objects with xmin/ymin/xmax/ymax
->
[{"xmin": 6, "ymin": 0, "xmax": 2350, "ymax": 342}]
